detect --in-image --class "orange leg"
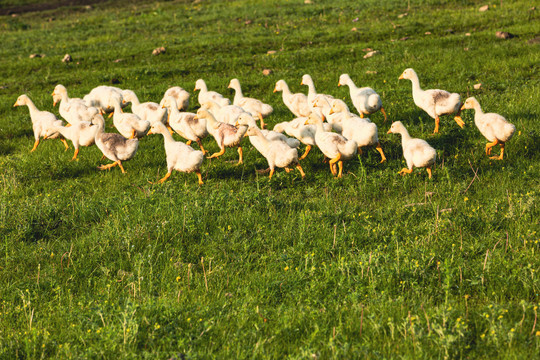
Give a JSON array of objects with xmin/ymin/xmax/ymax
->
[
  {"xmin": 337, "ymin": 160, "xmax": 344, "ymax": 178},
  {"xmin": 381, "ymin": 107, "xmax": 388, "ymax": 123},
  {"xmin": 157, "ymin": 171, "xmax": 172, "ymax": 184},
  {"xmin": 268, "ymin": 168, "xmax": 275, "ymax": 180},
  {"xmin": 296, "ymin": 164, "xmax": 306, "ymax": 179},
  {"xmin": 426, "ymin": 167, "xmax": 433, "ymax": 179},
  {"xmin": 196, "ymin": 139, "xmax": 207, "ymax": 154},
  {"xmin": 186, "ymin": 140, "xmax": 193, "ymax": 145},
  {"xmin": 117, "ymin": 161, "xmax": 126, "ymax": 173},
  {"xmin": 71, "ymin": 148, "xmax": 79, "ymax": 161},
  {"xmin": 375, "ymin": 142, "xmax": 386, "ymax": 163},
  {"xmin": 130, "ymin": 129, "xmax": 137, "ymax": 139},
  {"xmin": 360, "ymin": 113, "xmax": 365, "ymax": 119},
  {"xmin": 329, "ymin": 153, "xmax": 341, "ymax": 176},
  {"xmin": 433, "ymin": 117, "xmax": 440, "ymax": 134},
  {"xmin": 196, "ymin": 170, "xmax": 204, "ymax": 185},
  {"xmin": 207, "ymin": 147, "xmax": 226, "ymax": 159},
  {"xmin": 298, "ymin": 145, "xmax": 312, "ymax": 161},
  {"xmin": 237, "ymin": 147, "xmax": 243, "ymax": 165},
  {"xmin": 30, "ymin": 139, "xmax": 40, "ymax": 152},
  {"xmin": 490, "ymin": 142, "xmax": 505, "ymax": 160},
  {"xmin": 357, "ymin": 147, "xmax": 363, "ymax": 155},
  {"xmin": 398, "ymin": 167, "xmax": 413, "ymax": 176},
  {"xmin": 60, "ymin": 138, "xmax": 69, "ymax": 151},
  {"xmin": 485, "ymin": 139, "xmax": 499, "ymax": 156},
  {"xmin": 97, "ymin": 161, "xmax": 119, "ymax": 171},
  {"xmin": 258, "ymin": 113, "xmax": 266, "ymax": 129}
]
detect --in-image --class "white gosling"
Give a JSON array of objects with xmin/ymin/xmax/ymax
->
[
  {"xmin": 305, "ymin": 113, "xmax": 357, "ymax": 178},
  {"xmin": 195, "ymin": 108, "xmax": 248, "ymax": 164},
  {"xmin": 121, "ymin": 89, "xmax": 167, "ymax": 126},
  {"xmin": 194, "ymin": 79, "xmax": 230, "ymax": 107},
  {"xmin": 92, "ymin": 113, "xmax": 139, "ymax": 173},
  {"xmin": 83, "ymin": 85, "xmax": 125, "ymax": 115},
  {"xmin": 147, "ymin": 121, "xmax": 204, "ymax": 185},
  {"xmin": 161, "ymin": 96, "xmax": 208, "ymax": 154},
  {"xmin": 399, "ymin": 68, "xmax": 464, "ymax": 134},
  {"xmin": 338, "ymin": 74, "xmax": 387, "ymax": 121},
  {"xmin": 461, "ymin": 97, "xmax": 515, "ymax": 160},
  {"xmin": 273, "ymin": 79, "xmax": 310, "ymax": 118},
  {"xmin": 46, "ymin": 121, "xmax": 98, "ymax": 161},
  {"xmin": 201, "ymin": 99, "xmax": 249, "ymax": 125},
  {"xmin": 238, "ymin": 114, "xmax": 305, "ymax": 179},
  {"xmin": 273, "ymin": 117, "xmax": 332, "ymax": 161},
  {"xmin": 52, "ymin": 84, "xmax": 100, "ymax": 125},
  {"xmin": 387, "ymin": 121, "xmax": 436, "ymax": 178},
  {"xmin": 301, "ymin": 74, "xmax": 334, "ymax": 119},
  {"xmin": 13, "ymin": 94, "xmax": 68, "ymax": 152},
  {"xmin": 236, "ymin": 113, "xmax": 300, "ymax": 149},
  {"xmin": 160, "ymin": 86, "xmax": 190, "ymax": 111},
  {"xmin": 228, "ymin": 78, "xmax": 273, "ymax": 129},
  {"xmin": 330, "ymin": 99, "xmax": 386, "ymax": 163},
  {"xmin": 110, "ymin": 98, "xmax": 150, "ymax": 139}
]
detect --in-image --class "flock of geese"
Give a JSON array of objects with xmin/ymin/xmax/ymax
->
[{"xmin": 13, "ymin": 68, "xmax": 516, "ymax": 185}]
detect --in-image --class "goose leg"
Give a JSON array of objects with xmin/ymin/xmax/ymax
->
[
  {"xmin": 298, "ymin": 145, "xmax": 312, "ymax": 161},
  {"xmin": 207, "ymin": 147, "xmax": 225, "ymax": 159},
  {"xmin": 97, "ymin": 161, "xmax": 119, "ymax": 171},
  {"xmin": 485, "ymin": 139, "xmax": 498, "ymax": 156},
  {"xmin": 167, "ymin": 125, "xmax": 174, "ymax": 136},
  {"xmin": 381, "ymin": 107, "xmax": 388, "ymax": 122},
  {"xmin": 30, "ymin": 139, "xmax": 40, "ymax": 152},
  {"xmin": 329, "ymin": 153, "xmax": 341, "ymax": 176},
  {"xmin": 186, "ymin": 140, "xmax": 192, "ymax": 145},
  {"xmin": 268, "ymin": 168, "xmax": 275, "ymax": 179},
  {"xmin": 296, "ymin": 164, "xmax": 306, "ymax": 179},
  {"xmin": 433, "ymin": 117, "xmax": 440, "ymax": 134},
  {"xmin": 360, "ymin": 113, "xmax": 364, "ymax": 119},
  {"xmin": 157, "ymin": 171, "xmax": 172, "ymax": 183},
  {"xmin": 284, "ymin": 167, "xmax": 291, "ymax": 173},
  {"xmin": 454, "ymin": 115, "xmax": 465, "ymax": 129},
  {"xmin": 337, "ymin": 161, "xmax": 344, "ymax": 178},
  {"xmin": 237, "ymin": 146, "xmax": 243, "ymax": 165},
  {"xmin": 375, "ymin": 142, "xmax": 387, "ymax": 163},
  {"xmin": 258, "ymin": 113, "xmax": 266, "ymax": 130},
  {"xmin": 71, "ymin": 148, "xmax": 79, "ymax": 161},
  {"xmin": 490, "ymin": 142, "xmax": 505, "ymax": 160},
  {"xmin": 196, "ymin": 170, "xmax": 204, "ymax": 185},
  {"xmin": 426, "ymin": 167, "xmax": 433, "ymax": 179},
  {"xmin": 60, "ymin": 138, "xmax": 69, "ymax": 151},
  {"xmin": 117, "ymin": 161, "xmax": 126, "ymax": 173},
  {"xmin": 398, "ymin": 167, "xmax": 413, "ymax": 176},
  {"xmin": 196, "ymin": 139, "xmax": 207, "ymax": 155},
  {"xmin": 357, "ymin": 147, "xmax": 363, "ymax": 155},
  {"xmin": 108, "ymin": 113, "xmax": 114, "ymax": 119}
]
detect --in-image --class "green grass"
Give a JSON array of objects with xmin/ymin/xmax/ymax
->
[{"xmin": 1, "ymin": 0, "xmax": 539, "ymax": 358}]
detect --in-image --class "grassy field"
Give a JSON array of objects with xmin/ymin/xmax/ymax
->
[{"xmin": 0, "ymin": 0, "xmax": 539, "ymax": 358}]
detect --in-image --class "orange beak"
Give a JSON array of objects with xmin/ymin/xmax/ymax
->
[
  {"xmin": 387, "ymin": 129, "xmax": 392, "ymax": 134},
  {"xmin": 398, "ymin": 74, "xmax": 404, "ymax": 80},
  {"xmin": 329, "ymin": 108, "xmax": 335, "ymax": 115},
  {"xmin": 273, "ymin": 88, "xmax": 277, "ymax": 93},
  {"xmin": 337, "ymin": 82, "xmax": 342, "ymax": 87}
]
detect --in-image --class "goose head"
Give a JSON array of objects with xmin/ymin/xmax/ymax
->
[
  {"xmin": 274, "ymin": 80, "xmax": 286, "ymax": 93},
  {"xmin": 398, "ymin": 68, "xmax": 416, "ymax": 80},
  {"xmin": 338, "ymin": 74, "xmax": 351, "ymax": 87},
  {"xmin": 460, "ymin": 97, "xmax": 478, "ymax": 111},
  {"xmin": 387, "ymin": 121, "xmax": 406, "ymax": 134},
  {"xmin": 13, "ymin": 94, "xmax": 29, "ymax": 107}
]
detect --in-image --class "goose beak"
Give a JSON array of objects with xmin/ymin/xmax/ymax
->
[
  {"xmin": 51, "ymin": 91, "xmax": 55, "ymax": 96},
  {"xmin": 460, "ymin": 104, "xmax": 466, "ymax": 111},
  {"xmin": 147, "ymin": 130, "xmax": 153, "ymax": 135},
  {"xmin": 321, "ymin": 114, "xmax": 326, "ymax": 122},
  {"xmin": 398, "ymin": 74, "xmax": 404, "ymax": 80},
  {"xmin": 162, "ymin": 105, "xmax": 166, "ymax": 109},
  {"xmin": 53, "ymin": 100, "xmax": 57, "ymax": 107},
  {"xmin": 329, "ymin": 108, "xmax": 335, "ymax": 115},
  {"xmin": 13, "ymin": 101, "xmax": 18, "ymax": 107},
  {"xmin": 304, "ymin": 119, "xmax": 309, "ymax": 125},
  {"xmin": 235, "ymin": 121, "xmax": 239, "ymax": 127},
  {"xmin": 193, "ymin": 116, "xmax": 198, "ymax": 120},
  {"xmin": 337, "ymin": 82, "xmax": 342, "ymax": 87},
  {"xmin": 387, "ymin": 129, "xmax": 392, "ymax": 134},
  {"xmin": 193, "ymin": 87, "xmax": 198, "ymax": 92},
  {"xmin": 300, "ymin": 81, "xmax": 304, "ymax": 85},
  {"xmin": 273, "ymin": 87, "xmax": 277, "ymax": 93}
]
